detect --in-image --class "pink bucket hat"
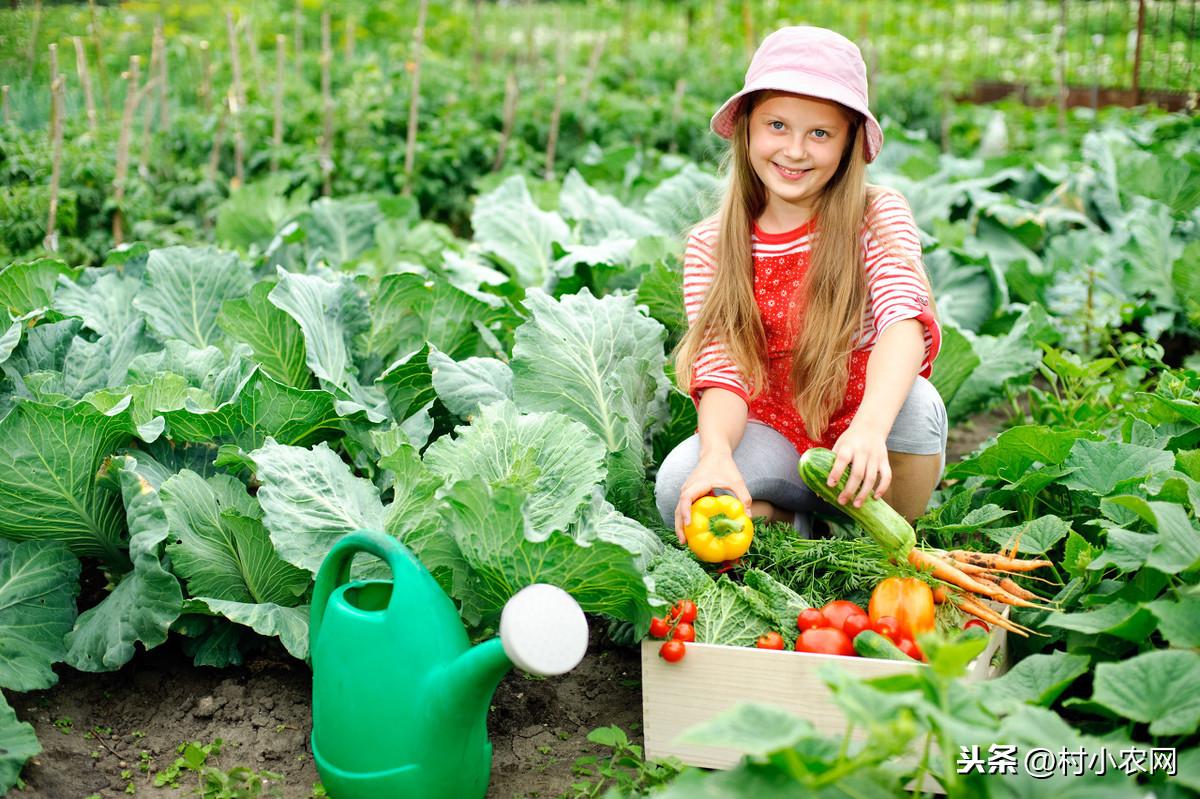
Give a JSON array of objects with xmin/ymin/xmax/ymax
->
[{"xmin": 710, "ymin": 26, "xmax": 883, "ymax": 163}]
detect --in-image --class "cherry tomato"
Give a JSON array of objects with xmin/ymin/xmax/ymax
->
[
  {"xmin": 842, "ymin": 612, "xmax": 872, "ymax": 640},
  {"xmin": 871, "ymin": 616, "xmax": 906, "ymax": 645},
  {"xmin": 659, "ymin": 640, "xmax": 686, "ymax": 662},
  {"xmin": 794, "ymin": 627, "xmax": 856, "ymax": 657},
  {"xmin": 964, "ymin": 619, "xmax": 990, "ymax": 634},
  {"xmin": 755, "ymin": 631, "xmax": 786, "ymax": 650},
  {"xmin": 671, "ymin": 622, "xmax": 696, "ymax": 642},
  {"xmin": 897, "ymin": 637, "xmax": 925, "ymax": 662},
  {"xmin": 670, "ymin": 599, "xmax": 698, "ymax": 624},
  {"xmin": 820, "ymin": 600, "xmax": 868, "ymax": 632},
  {"xmin": 797, "ymin": 608, "xmax": 827, "ymax": 631},
  {"xmin": 648, "ymin": 617, "xmax": 670, "ymax": 638}
]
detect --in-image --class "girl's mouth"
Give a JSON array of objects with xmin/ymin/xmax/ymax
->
[{"xmin": 773, "ymin": 163, "xmax": 811, "ymax": 181}]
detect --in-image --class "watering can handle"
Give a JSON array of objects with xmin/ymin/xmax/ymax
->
[{"xmin": 310, "ymin": 529, "xmax": 407, "ymax": 651}]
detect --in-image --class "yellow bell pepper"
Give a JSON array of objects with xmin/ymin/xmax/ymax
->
[{"xmin": 684, "ymin": 495, "xmax": 754, "ymax": 563}]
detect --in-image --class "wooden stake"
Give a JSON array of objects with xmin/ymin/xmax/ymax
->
[
  {"xmin": 46, "ymin": 42, "xmax": 58, "ymax": 143},
  {"xmin": 668, "ymin": 77, "xmax": 686, "ymax": 154},
  {"xmin": 155, "ymin": 17, "xmax": 169, "ymax": 129},
  {"xmin": 230, "ymin": 88, "xmax": 244, "ymax": 189},
  {"xmin": 113, "ymin": 56, "xmax": 141, "ymax": 245},
  {"xmin": 245, "ymin": 16, "xmax": 261, "ymax": 87},
  {"xmin": 198, "ymin": 40, "xmax": 213, "ymax": 112},
  {"xmin": 86, "ymin": 0, "xmax": 110, "ymax": 117},
  {"xmin": 1132, "ymin": 0, "xmax": 1146, "ymax": 105},
  {"xmin": 402, "ymin": 0, "xmax": 429, "ymax": 196},
  {"xmin": 44, "ymin": 74, "xmax": 65, "ymax": 252},
  {"xmin": 491, "ymin": 68, "xmax": 518, "ymax": 172},
  {"xmin": 72, "ymin": 36, "xmax": 98, "ymax": 133},
  {"xmin": 543, "ymin": 18, "xmax": 567, "ymax": 181},
  {"xmin": 1056, "ymin": 0, "xmax": 1068, "ymax": 130},
  {"xmin": 226, "ymin": 11, "xmax": 246, "ymax": 109},
  {"xmin": 320, "ymin": 10, "xmax": 333, "ymax": 195},
  {"xmin": 208, "ymin": 98, "xmax": 227, "ymax": 181},
  {"xmin": 472, "ymin": 0, "xmax": 483, "ymax": 81},
  {"xmin": 742, "ymin": 0, "xmax": 755, "ymax": 59},
  {"xmin": 27, "ymin": 0, "xmax": 42, "ymax": 80},
  {"xmin": 579, "ymin": 31, "xmax": 606, "ymax": 106},
  {"xmin": 139, "ymin": 36, "xmax": 160, "ymax": 175},
  {"xmin": 1, "ymin": 85, "xmax": 10, "ymax": 126},
  {"xmin": 344, "ymin": 14, "xmax": 356, "ymax": 61},
  {"xmin": 294, "ymin": 0, "xmax": 304, "ymax": 77},
  {"xmin": 272, "ymin": 34, "xmax": 285, "ymax": 173}
]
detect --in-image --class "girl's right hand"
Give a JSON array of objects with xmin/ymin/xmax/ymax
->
[{"xmin": 674, "ymin": 453, "xmax": 752, "ymax": 545}]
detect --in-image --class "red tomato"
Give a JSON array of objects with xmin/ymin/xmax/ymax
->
[
  {"xmin": 648, "ymin": 617, "xmax": 670, "ymax": 638},
  {"xmin": 871, "ymin": 616, "xmax": 906, "ymax": 645},
  {"xmin": 897, "ymin": 637, "xmax": 925, "ymax": 662},
  {"xmin": 755, "ymin": 631, "xmax": 786, "ymax": 650},
  {"xmin": 820, "ymin": 600, "xmax": 868, "ymax": 632},
  {"xmin": 670, "ymin": 599, "xmax": 698, "ymax": 624},
  {"xmin": 964, "ymin": 619, "xmax": 990, "ymax": 634},
  {"xmin": 671, "ymin": 622, "xmax": 696, "ymax": 642},
  {"xmin": 842, "ymin": 613, "xmax": 872, "ymax": 640},
  {"xmin": 796, "ymin": 608, "xmax": 827, "ymax": 631},
  {"xmin": 794, "ymin": 627, "xmax": 856, "ymax": 657},
  {"xmin": 659, "ymin": 640, "xmax": 686, "ymax": 662}
]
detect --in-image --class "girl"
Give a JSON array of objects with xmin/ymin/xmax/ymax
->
[{"xmin": 655, "ymin": 26, "xmax": 947, "ymax": 544}]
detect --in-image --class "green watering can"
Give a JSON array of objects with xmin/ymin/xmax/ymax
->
[{"xmin": 309, "ymin": 529, "xmax": 589, "ymax": 799}]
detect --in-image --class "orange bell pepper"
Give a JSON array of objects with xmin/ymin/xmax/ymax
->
[{"xmin": 869, "ymin": 576, "xmax": 935, "ymax": 638}]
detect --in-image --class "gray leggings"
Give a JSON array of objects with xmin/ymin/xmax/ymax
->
[{"xmin": 654, "ymin": 377, "xmax": 948, "ymax": 535}]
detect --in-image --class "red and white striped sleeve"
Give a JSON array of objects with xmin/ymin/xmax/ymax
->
[
  {"xmin": 682, "ymin": 219, "xmax": 751, "ymax": 405},
  {"xmin": 861, "ymin": 189, "xmax": 941, "ymax": 377}
]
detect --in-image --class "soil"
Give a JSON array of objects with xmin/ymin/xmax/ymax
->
[
  {"xmin": 10, "ymin": 625, "xmax": 643, "ymax": 799},
  {"xmin": 10, "ymin": 409, "xmax": 1009, "ymax": 799}
]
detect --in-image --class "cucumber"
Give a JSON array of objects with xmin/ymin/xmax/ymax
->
[
  {"xmin": 797, "ymin": 448, "xmax": 916, "ymax": 556},
  {"xmin": 853, "ymin": 630, "xmax": 918, "ymax": 662}
]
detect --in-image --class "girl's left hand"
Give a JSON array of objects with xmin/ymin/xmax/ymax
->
[{"xmin": 826, "ymin": 423, "xmax": 891, "ymax": 508}]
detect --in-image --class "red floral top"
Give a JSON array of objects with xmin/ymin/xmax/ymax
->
[{"xmin": 682, "ymin": 189, "xmax": 940, "ymax": 455}]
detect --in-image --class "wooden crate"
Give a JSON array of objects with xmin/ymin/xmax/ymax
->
[{"xmin": 641, "ymin": 620, "xmax": 1008, "ymax": 771}]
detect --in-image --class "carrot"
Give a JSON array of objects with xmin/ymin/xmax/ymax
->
[
  {"xmin": 946, "ymin": 550, "xmax": 1053, "ymax": 572},
  {"xmin": 931, "ymin": 584, "xmax": 948, "ymax": 604},
  {"xmin": 952, "ymin": 593, "xmax": 1040, "ymax": 638},
  {"xmin": 908, "ymin": 549, "xmax": 1047, "ymax": 609},
  {"xmin": 998, "ymin": 577, "xmax": 1040, "ymax": 602}
]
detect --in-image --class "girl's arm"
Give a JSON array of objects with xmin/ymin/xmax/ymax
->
[
  {"xmin": 825, "ymin": 318, "xmax": 925, "ymax": 506},
  {"xmin": 673, "ymin": 387, "xmax": 752, "ymax": 543}
]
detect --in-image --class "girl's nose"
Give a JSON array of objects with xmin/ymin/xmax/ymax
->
[{"xmin": 784, "ymin": 134, "xmax": 807, "ymax": 161}]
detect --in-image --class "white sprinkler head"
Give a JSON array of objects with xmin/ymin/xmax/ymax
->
[{"xmin": 499, "ymin": 584, "xmax": 588, "ymax": 676}]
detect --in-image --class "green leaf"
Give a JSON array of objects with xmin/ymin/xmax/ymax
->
[
  {"xmin": 639, "ymin": 163, "xmax": 720, "ymax": 233},
  {"xmin": 1103, "ymin": 497, "xmax": 1200, "ymax": 574},
  {"xmin": 0, "ymin": 540, "xmax": 80, "ymax": 691},
  {"xmin": 1144, "ymin": 595, "xmax": 1200, "ymax": 648},
  {"xmin": 299, "ymin": 197, "xmax": 384, "ymax": 267},
  {"xmin": 472, "ymin": 175, "xmax": 570, "ymax": 288},
  {"xmin": 947, "ymin": 425, "xmax": 1093, "ymax": 482},
  {"xmin": 162, "ymin": 471, "xmax": 309, "ymax": 606},
  {"xmin": 428, "ymin": 347, "xmax": 513, "ymax": 421},
  {"xmin": 65, "ymin": 454, "xmax": 183, "ymax": 671},
  {"xmin": 1043, "ymin": 600, "xmax": 1157, "ymax": 641},
  {"xmin": 1062, "ymin": 531, "xmax": 1098, "ymax": 580},
  {"xmin": 568, "ymin": 490, "xmax": 664, "ymax": 571},
  {"xmin": 194, "ymin": 598, "xmax": 309, "ymax": 660},
  {"xmin": 919, "ymin": 629, "xmax": 990, "ymax": 680},
  {"xmin": 0, "ymin": 258, "xmax": 76, "ymax": 317},
  {"xmin": 365, "ymin": 273, "xmax": 497, "ymax": 365},
  {"xmin": 947, "ymin": 304, "xmax": 1054, "ymax": 419},
  {"xmin": 984, "ymin": 515, "xmax": 1072, "ymax": 555},
  {"xmin": 217, "ymin": 281, "xmax": 311, "ymax": 389},
  {"xmin": 929, "ymin": 322, "xmax": 981, "ymax": 413},
  {"xmin": 1061, "ymin": 440, "xmax": 1175, "ymax": 496},
  {"xmin": 635, "ymin": 260, "xmax": 686, "ymax": 344},
  {"xmin": 1090, "ymin": 649, "xmax": 1200, "ymax": 736},
  {"xmin": 676, "ymin": 703, "xmax": 814, "ymax": 758},
  {"xmin": 441, "ymin": 478, "xmax": 651, "ymax": 631},
  {"xmin": 0, "ymin": 690, "xmax": 40, "ymax": 794},
  {"xmin": 692, "ymin": 577, "xmax": 776, "ymax": 648},
  {"xmin": 133, "ymin": 247, "xmax": 253, "ymax": 348},
  {"xmin": 0, "ymin": 399, "xmax": 133, "ymax": 567},
  {"xmin": 53, "ymin": 269, "xmax": 143, "ymax": 340},
  {"xmin": 1088, "ymin": 527, "xmax": 1157, "ymax": 574},
  {"xmin": 161, "ymin": 368, "xmax": 348, "ymax": 452},
  {"xmin": 380, "ymin": 443, "xmax": 467, "ymax": 595},
  {"xmin": 424, "ymin": 400, "xmax": 607, "ymax": 537},
  {"xmin": 978, "ymin": 651, "xmax": 1090, "ymax": 713},
  {"xmin": 923, "ymin": 503, "xmax": 1013, "ymax": 536},
  {"xmin": 214, "ymin": 174, "xmax": 310, "ymax": 251},
  {"xmin": 250, "ymin": 439, "xmax": 387, "ymax": 576},
  {"xmin": 376, "ymin": 344, "xmax": 436, "ymax": 422},
  {"xmin": 560, "ymin": 170, "xmax": 663, "ymax": 243}
]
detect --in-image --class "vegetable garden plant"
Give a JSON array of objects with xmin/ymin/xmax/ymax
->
[{"xmin": 1, "ymin": 3, "xmax": 1199, "ymax": 796}]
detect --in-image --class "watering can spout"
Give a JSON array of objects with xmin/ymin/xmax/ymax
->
[{"xmin": 435, "ymin": 637, "xmax": 512, "ymax": 725}]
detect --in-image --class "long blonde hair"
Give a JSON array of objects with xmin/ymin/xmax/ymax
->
[{"xmin": 675, "ymin": 91, "xmax": 933, "ymax": 439}]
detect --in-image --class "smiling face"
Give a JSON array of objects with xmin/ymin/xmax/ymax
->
[{"xmin": 746, "ymin": 92, "xmax": 854, "ymax": 232}]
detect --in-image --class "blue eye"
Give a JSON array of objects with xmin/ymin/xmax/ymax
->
[
  {"xmin": 813, "ymin": 130, "xmax": 829, "ymax": 139},
  {"xmin": 770, "ymin": 121, "xmax": 785, "ymax": 131}
]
